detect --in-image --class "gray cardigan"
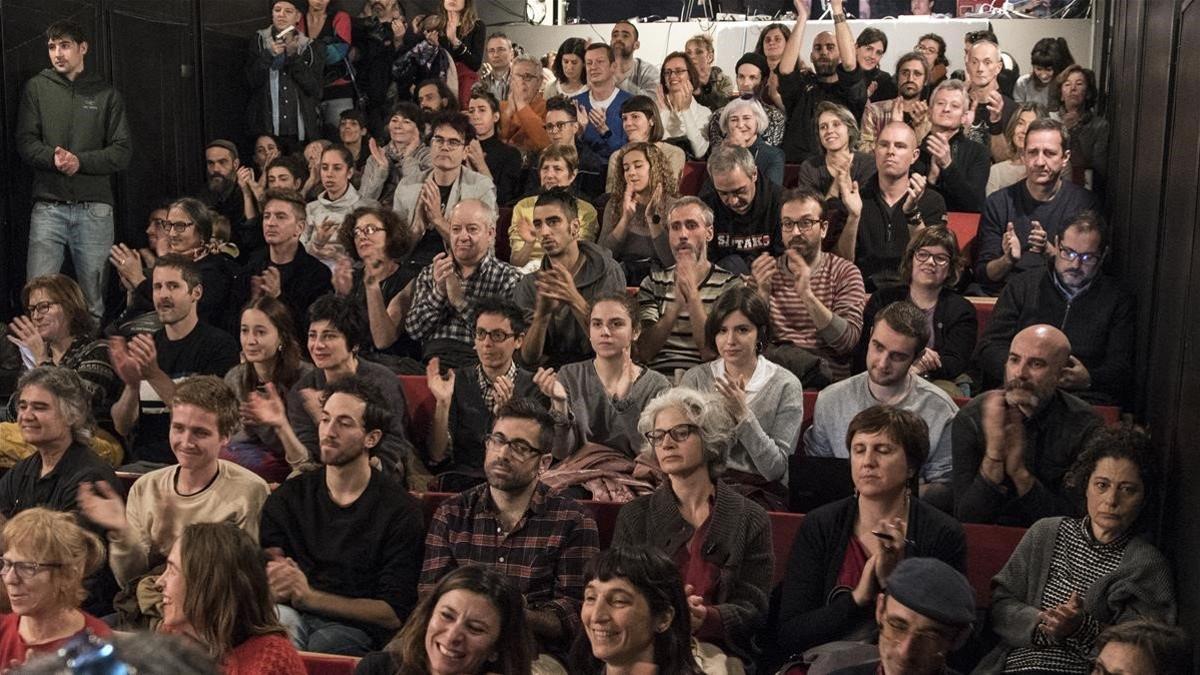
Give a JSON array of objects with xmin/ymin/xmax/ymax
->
[
  {"xmin": 974, "ymin": 517, "xmax": 1177, "ymax": 673},
  {"xmin": 558, "ymin": 361, "xmax": 670, "ymax": 458}
]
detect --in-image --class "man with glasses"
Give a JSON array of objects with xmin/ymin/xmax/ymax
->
[
  {"xmin": 536, "ymin": 96, "xmax": 606, "ymax": 200},
  {"xmin": 499, "ymin": 55, "xmax": 552, "ymax": 154},
  {"xmin": 392, "ymin": 111, "xmax": 497, "ymax": 270},
  {"xmin": 406, "ymin": 199, "xmax": 522, "ymax": 369},
  {"xmin": 421, "ymin": 397, "xmax": 599, "ymax": 668},
  {"xmin": 701, "ymin": 144, "xmax": 783, "ymax": 275},
  {"xmin": 751, "ymin": 188, "xmax": 865, "ymax": 385},
  {"xmin": 976, "ymin": 211, "xmax": 1132, "ymax": 406},
  {"xmin": 424, "ymin": 297, "xmax": 547, "ymax": 491},
  {"xmin": 836, "ymin": 120, "xmax": 945, "ymax": 292}
]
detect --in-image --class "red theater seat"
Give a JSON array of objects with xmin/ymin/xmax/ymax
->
[
  {"xmin": 399, "ymin": 375, "xmax": 437, "ymax": 451},
  {"xmin": 970, "ymin": 296, "xmax": 995, "ymax": 339},
  {"xmin": 301, "ymin": 652, "xmax": 360, "ymax": 675},
  {"xmin": 680, "ymin": 161, "xmax": 707, "ymax": 196},
  {"xmin": 946, "ymin": 211, "xmax": 981, "ymax": 266}
]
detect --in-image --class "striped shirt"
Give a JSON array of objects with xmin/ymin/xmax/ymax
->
[
  {"xmin": 405, "ymin": 254, "xmax": 523, "ymax": 345},
  {"xmin": 637, "ymin": 263, "xmax": 743, "ymax": 376},
  {"xmin": 1004, "ymin": 518, "xmax": 1130, "ymax": 673},
  {"xmin": 768, "ymin": 252, "xmax": 866, "ymax": 381}
]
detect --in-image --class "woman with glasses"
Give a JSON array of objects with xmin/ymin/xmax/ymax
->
[
  {"xmin": 509, "ymin": 145, "xmax": 600, "ymax": 273},
  {"xmin": 717, "ymin": 96, "xmax": 785, "ymax": 187},
  {"xmin": 600, "ymin": 142, "xmax": 679, "ymax": 286},
  {"xmin": 795, "ymin": 101, "xmax": 876, "ymax": 197},
  {"xmin": 705, "ymin": 53, "xmax": 785, "ymax": 149},
  {"xmin": 605, "ymin": 96, "xmax": 685, "ymax": 195},
  {"xmin": 855, "ymin": 227, "xmax": 976, "ymax": 396},
  {"xmin": 611, "ymin": 386, "xmax": 773, "ymax": 668},
  {"xmin": 360, "ymin": 102, "xmax": 432, "ymax": 206},
  {"xmin": 776, "ymin": 406, "xmax": 965, "ymax": 663},
  {"xmin": 533, "ymin": 293, "xmax": 669, "ymax": 461},
  {"xmin": 544, "ymin": 37, "xmax": 588, "ymax": 100},
  {"xmin": 685, "ymin": 35, "xmax": 734, "ymax": 111},
  {"xmin": 680, "ymin": 286, "xmax": 802, "ymax": 510},
  {"xmin": 658, "ymin": 52, "xmax": 712, "ymax": 160},
  {"xmin": 0, "ymin": 508, "xmax": 110, "ymax": 664}
]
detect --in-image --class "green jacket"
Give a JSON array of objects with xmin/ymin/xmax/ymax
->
[{"xmin": 15, "ymin": 68, "xmax": 131, "ymax": 205}]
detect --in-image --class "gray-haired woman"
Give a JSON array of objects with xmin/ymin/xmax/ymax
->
[{"xmin": 611, "ymin": 386, "xmax": 774, "ymax": 669}]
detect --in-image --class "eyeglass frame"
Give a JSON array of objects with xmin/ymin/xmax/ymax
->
[
  {"xmin": 25, "ymin": 300, "xmax": 59, "ymax": 317},
  {"xmin": 877, "ymin": 615, "xmax": 952, "ymax": 657},
  {"xmin": 162, "ymin": 220, "xmax": 196, "ymax": 234},
  {"xmin": 780, "ymin": 217, "xmax": 825, "ymax": 234},
  {"xmin": 913, "ymin": 249, "xmax": 952, "ymax": 266},
  {"xmin": 644, "ymin": 423, "xmax": 700, "ymax": 447},
  {"xmin": 0, "ymin": 557, "xmax": 63, "ymax": 580},
  {"xmin": 430, "ymin": 134, "xmax": 466, "ymax": 149},
  {"xmin": 474, "ymin": 328, "xmax": 519, "ymax": 343},
  {"xmin": 354, "ymin": 224, "xmax": 385, "ymax": 239},
  {"xmin": 1056, "ymin": 243, "xmax": 1104, "ymax": 266},
  {"xmin": 483, "ymin": 432, "xmax": 544, "ymax": 461},
  {"xmin": 543, "ymin": 120, "xmax": 578, "ymax": 132}
]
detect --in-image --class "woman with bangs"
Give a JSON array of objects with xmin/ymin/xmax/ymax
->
[
  {"xmin": 544, "ymin": 37, "xmax": 588, "ymax": 99},
  {"xmin": 605, "ymin": 96, "xmax": 685, "ymax": 195},
  {"xmin": 658, "ymin": 52, "xmax": 712, "ymax": 160},
  {"xmin": 685, "ymin": 34, "xmax": 734, "ymax": 111},
  {"xmin": 600, "ymin": 142, "xmax": 679, "ymax": 285},
  {"xmin": 360, "ymin": 102, "xmax": 432, "ymax": 206}
]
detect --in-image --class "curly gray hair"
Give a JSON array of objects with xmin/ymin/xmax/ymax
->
[
  {"xmin": 16, "ymin": 367, "xmax": 95, "ymax": 446},
  {"xmin": 637, "ymin": 387, "xmax": 734, "ymax": 480}
]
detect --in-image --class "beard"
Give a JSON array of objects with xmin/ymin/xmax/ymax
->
[
  {"xmin": 814, "ymin": 59, "xmax": 837, "ymax": 77},
  {"xmin": 208, "ymin": 172, "xmax": 233, "ymax": 194},
  {"xmin": 1004, "ymin": 378, "xmax": 1046, "ymax": 410},
  {"xmin": 485, "ymin": 459, "xmax": 536, "ymax": 493},
  {"xmin": 321, "ymin": 442, "xmax": 366, "ymax": 467}
]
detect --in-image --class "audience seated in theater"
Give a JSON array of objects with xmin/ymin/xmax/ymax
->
[
  {"xmin": 952, "ymin": 325, "xmax": 1102, "ymax": 526},
  {"xmin": 392, "ymin": 111, "xmax": 497, "ymax": 271},
  {"xmin": 825, "ymin": 557, "xmax": 975, "ymax": 675},
  {"xmin": 704, "ymin": 53, "xmax": 786, "ymax": 149},
  {"xmin": 609, "ymin": 21, "xmax": 658, "ymax": 98},
  {"xmin": 962, "ymin": 33, "xmax": 1017, "ymax": 161},
  {"xmin": 685, "ymin": 34, "xmax": 734, "ymax": 112},
  {"xmin": 1054, "ymin": 65, "xmax": 1109, "ymax": 194},
  {"xmin": 477, "ymin": 33, "xmax": 513, "ymax": 101},
  {"xmin": 236, "ymin": 189, "xmax": 333, "ymax": 340},
  {"xmin": 109, "ymin": 255, "xmax": 240, "ymax": 467},
  {"xmin": 221, "ymin": 297, "xmax": 312, "ymax": 483},
  {"xmin": 422, "ymin": 398, "xmax": 600, "ymax": 667},
  {"xmin": 680, "ymin": 288, "xmax": 803, "ymax": 510},
  {"xmin": 658, "ymin": 52, "xmax": 712, "ymax": 160},
  {"xmin": 287, "ymin": 294, "xmax": 413, "ymax": 481},
  {"xmin": 332, "ymin": 206, "xmax": 420, "ymax": 359},
  {"xmin": 574, "ymin": 43, "xmax": 632, "ymax": 161},
  {"xmin": 836, "ymin": 121, "xmax": 945, "ymax": 291},
  {"xmin": 465, "ymin": 91, "xmax": 523, "ymax": 206},
  {"xmin": 543, "ymin": 37, "xmax": 588, "ymax": 100},
  {"xmin": 1, "ymin": 276, "xmax": 122, "ymax": 464},
  {"xmin": 978, "ymin": 212, "xmax": 1133, "ymax": 407},
  {"xmin": 776, "ymin": 406, "xmax": 966, "ymax": 660},
  {"xmin": 777, "ymin": 0, "xmax": 865, "ymax": 164},
  {"xmin": 304, "ymin": 144, "xmax": 375, "ymax": 269},
  {"xmin": 859, "ymin": 52, "xmax": 931, "ymax": 153},
  {"xmin": 807, "ymin": 302, "xmax": 958, "ymax": 508},
  {"xmin": 262, "ymin": 376, "xmax": 425, "ymax": 656},
  {"xmin": 976, "ymin": 118, "xmax": 1099, "ymax": 295},
  {"xmin": 604, "ymin": 95, "xmax": 685, "ymax": 194},
  {"xmin": 509, "ymin": 145, "xmax": 600, "ymax": 273},
  {"xmin": 986, "ymin": 103, "xmax": 1043, "ymax": 197},
  {"xmin": 536, "ymin": 293, "xmax": 669, "ymax": 461},
  {"xmin": 1093, "ymin": 620, "xmax": 1192, "ymax": 675},
  {"xmin": 615, "ymin": 387, "xmax": 773, "ymax": 666},
  {"xmin": 915, "ymin": 79, "xmax": 990, "ymax": 214},
  {"xmin": 638, "ymin": 197, "xmax": 742, "ymax": 377},
  {"xmin": 855, "ymin": 28, "xmax": 897, "ymax": 111},
  {"xmin": 795, "ymin": 101, "xmax": 875, "ymax": 197},
  {"xmin": 857, "ymin": 227, "xmax": 977, "ymax": 393},
  {"xmin": 754, "ymin": 22, "xmax": 793, "ymax": 111},
  {"xmin": 355, "ymin": 565, "xmax": 533, "ymax": 675},
  {"xmin": 415, "ymin": 78, "xmax": 458, "ymax": 116},
  {"xmin": 750, "ymin": 188, "xmax": 865, "ymax": 385},
  {"xmin": 157, "ymin": 522, "xmax": 305, "ymax": 673},
  {"xmin": 337, "ymin": 110, "xmax": 372, "ymax": 187},
  {"xmin": 515, "ymin": 189, "xmax": 628, "ymax": 368},
  {"xmin": 265, "ymin": 154, "xmax": 307, "ymax": 194},
  {"xmin": 600, "ymin": 143, "xmax": 679, "ymax": 285},
  {"xmin": 425, "ymin": 298, "xmax": 547, "ymax": 490},
  {"xmin": 498, "ymin": 54, "xmax": 552, "ymax": 154},
  {"xmin": 359, "ymin": 102, "xmax": 432, "ymax": 207},
  {"xmin": 407, "ymin": 200, "xmax": 522, "ymax": 368},
  {"xmin": 78, "ymin": 376, "xmax": 269, "ymax": 615},
  {"xmin": 702, "ymin": 144, "xmax": 783, "ymax": 274},
  {"xmin": 977, "ymin": 428, "xmax": 1176, "ymax": 673},
  {"xmin": 1013, "ymin": 37, "xmax": 1074, "ymax": 110},
  {"xmin": 718, "ymin": 97, "xmax": 785, "ymax": 188},
  {"xmin": 301, "ymin": 139, "xmax": 333, "ymax": 201},
  {"xmin": 568, "ymin": 546, "xmax": 704, "ymax": 674},
  {"xmin": 914, "ymin": 34, "xmax": 949, "ymax": 92},
  {"xmin": 0, "ymin": 509, "xmax": 111, "ymax": 664},
  {"xmin": 198, "ymin": 140, "xmax": 256, "ymax": 254}
]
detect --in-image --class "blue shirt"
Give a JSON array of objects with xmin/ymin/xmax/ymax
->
[{"xmin": 573, "ymin": 88, "xmax": 632, "ymax": 160}]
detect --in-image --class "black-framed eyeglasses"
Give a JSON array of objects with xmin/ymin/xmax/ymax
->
[
  {"xmin": 1, "ymin": 558, "xmax": 63, "ymax": 580},
  {"xmin": 484, "ymin": 432, "xmax": 543, "ymax": 460},
  {"xmin": 781, "ymin": 217, "xmax": 824, "ymax": 233},
  {"xmin": 914, "ymin": 250, "xmax": 952, "ymax": 266},
  {"xmin": 431, "ymin": 135, "xmax": 466, "ymax": 149},
  {"xmin": 354, "ymin": 224, "xmax": 384, "ymax": 239},
  {"xmin": 663, "ymin": 68, "xmax": 689, "ymax": 78},
  {"xmin": 644, "ymin": 423, "xmax": 699, "ymax": 447},
  {"xmin": 878, "ymin": 617, "xmax": 948, "ymax": 656},
  {"xmin": 543, "ymin": 121, "xmax": 576, "ymax": 132},
  {"xmin": 149, "ymin": 217, "xmax": 168, "ymax": 228},
  {"xmin": 475, "ymin": 328, "xmax": 518, "ymax": 343},
  {"xmin": 162, "ymin": 220, "xmax": 195, "ymax": 234},
  {"xmin": 25, "ymin": 301, "xmax": 58, "ymax": 317},
  {"xmin": 1057, "ymin": 244, "xmax": 1102, "ymax": 265}
]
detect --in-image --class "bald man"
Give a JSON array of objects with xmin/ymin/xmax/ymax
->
[
  {"xmin": 950, "ymin": 325, "xmax": 1103, "ymax": 525},
  {"xmin": 964, "ymin": 37, "xmax": 1016, "ymax": 159},
  {"xmin": 836, "ymin": 120, "xmax": 946, "ymax": 291}
]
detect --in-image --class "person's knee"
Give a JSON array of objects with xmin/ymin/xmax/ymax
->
[
  {"xmin": 274, "ymin": 604, "xmax": 306, "ymax": 647},
  {"xmin": 306, "ymin": 623, "xmax": 374, "ymax": 656}
]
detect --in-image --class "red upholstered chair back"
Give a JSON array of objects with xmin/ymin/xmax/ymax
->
[
  {"xmin": 300, "ymin": 652, "xmax": 360, "ymax": 675},
  {"xmin": 398, "ymin": 375, "xmax": 437, "ymax": 450},
  {"xmin": 680, "ymin": 161, "xmax": 707, "ymax": 196}
]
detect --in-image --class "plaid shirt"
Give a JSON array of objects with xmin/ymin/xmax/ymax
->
[
  {"xmin": 405, "ymin": 254, "xmax": 522, "ymax": 345},
  {"xmin": 477, "ymin": 361, "xmax": 517, "ymax": 414},
  {"xmin": 420, "ymin": 482, "xmax": 599, "ymax": 642}
]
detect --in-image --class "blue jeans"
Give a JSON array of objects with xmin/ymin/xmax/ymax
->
[
  {"xmin": 276, "ymin": 604, "xmax": 375, "ymax": 656},
  {"xmin": 27, "ymin": 200, "xmax": 114, "ymax": 321}
]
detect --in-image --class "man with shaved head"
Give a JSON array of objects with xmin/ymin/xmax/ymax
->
[
  {"xmin": 950, "ymin": 324, "xmax": 1103, "ymax": 525},
  {"xmin": 836, "ymin": 120, "xmax": 946, "ymax": 291},
  {"xmin": 964, "ymin": 35, "xmax": 1016, "ymax": 158}
]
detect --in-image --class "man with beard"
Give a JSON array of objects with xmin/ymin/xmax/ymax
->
[
  {"xmin": 701, "ymin": 144, "xmax": 784, "ymax": 274},
  {"xmin": 610, "ymin": 20, "xmax": 658, "ymax": 98},
  {"xmin": 421, "ymin": 398, "xmax": 599, "ymax": 667},
  {"xmin": 199, "ymin": 140, "xmax": 255, "ymax": 253},
  {"xmin": 776, "ymin": 0, "xmax": 865, "ymax": 163},
  {"xmin": 951, "ymin": 324, "xmax": 1102, "ymax": 525},
  {"xmin": 108, "ymin": 254, "xmax": 239, "ymax": 467},
  {"xmin": 637, "ymin": 197, "xmax": 743, "ymax": 377},
  {"xmin": 976, "ymin": 211, "xmax": 1132, "ymax": 406},
  {"xmin": 804, "ymin": 301, "xmax": 958, "ymax": 502},
  {"xmin": 859, "ymin": 52, "xmax": 930, "ymax": 152},
  {"xmin": 751, "ymin": 189, "xmax": 865, "ymax": 385},
  {"xmin": 976, "ymin": 118, "xmax": 1098, "ymax": 294},
  {"xmin": 261, "ymin": 376, "xmax": 425, "ymax": 655},
  {"xmin": 912, "ymin": 79, "xmax": 990, "ymax": 214}
]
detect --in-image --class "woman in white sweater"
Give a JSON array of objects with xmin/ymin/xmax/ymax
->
[{"xmin": 657, "ymin": 51, "xmax": 711, "ymax": 159}]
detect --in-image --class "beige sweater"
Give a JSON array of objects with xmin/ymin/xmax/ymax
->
[{"xmin": 109, "ymin": 460, "xmax": 269, "ymax": 588}]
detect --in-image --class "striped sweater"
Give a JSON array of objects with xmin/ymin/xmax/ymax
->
[{"xmin": 767, "ymin": 252, "xmax": 867, "ymax": 381}]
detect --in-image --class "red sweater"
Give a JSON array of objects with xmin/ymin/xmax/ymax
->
[
  {"xmin": 0, "ymin": 611, "xmax": 111, "ymax": 670},
  {"xmin": 223, "ymin": 633, "xmax": 305, "ymax": 675}
]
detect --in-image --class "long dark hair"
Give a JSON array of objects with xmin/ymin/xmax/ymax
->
[
  {"xmin": 568, "ymin": 547, "xmax": 701, "ymax": 674},
  {"xmin": 238, "ymin": 296, "xmax": 304, "ymax": 397}
]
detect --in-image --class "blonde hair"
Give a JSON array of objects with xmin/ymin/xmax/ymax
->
[{"xmin": 2, "ymin": 508, "xmax": 105, "ymax": 611}]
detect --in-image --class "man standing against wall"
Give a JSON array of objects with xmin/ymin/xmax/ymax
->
[{"xmin": 17, "ymin": 20, "xmax": 132, "ymax": 321}]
